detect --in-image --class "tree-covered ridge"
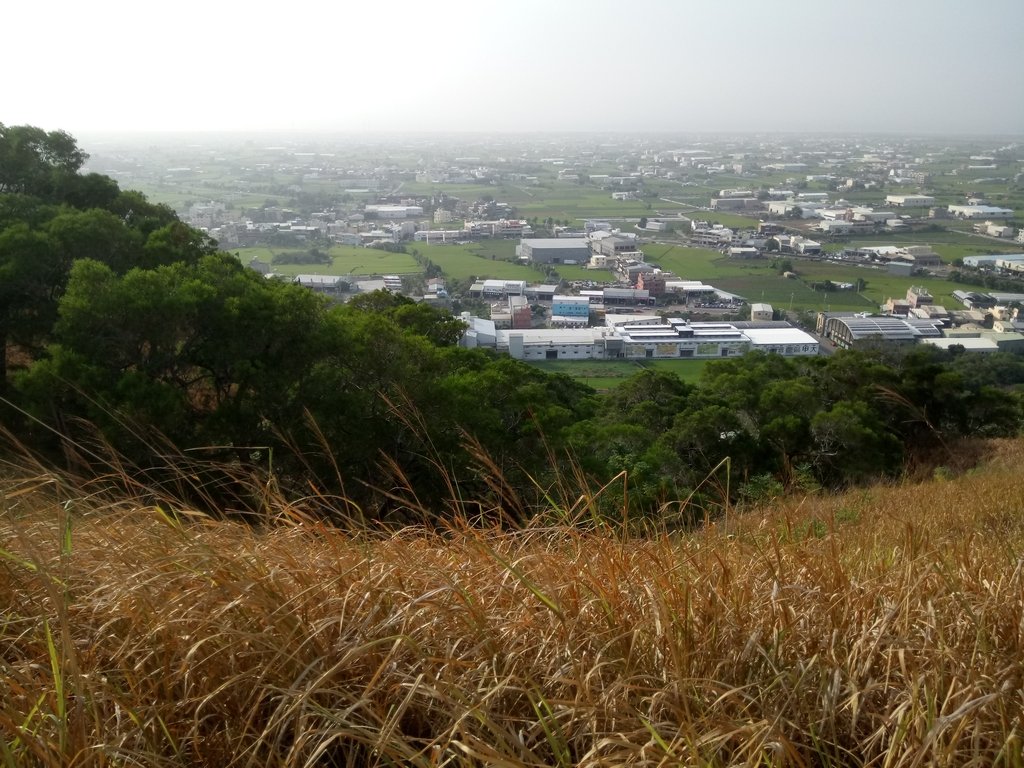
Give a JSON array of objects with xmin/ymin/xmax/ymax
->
[
  {"xmin": 567, "ymin": 348, "xmax": 1023, "ymax": 519},
  {"xmin": 2, "ymin": 125, "xmax": 1023, "ymax": 524},
  {"xmin": 0, "ymin": 123, "xmax": 215, "ymax": 387}
]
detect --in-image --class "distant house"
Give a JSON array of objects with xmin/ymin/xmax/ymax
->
[
  {"xmin": 728, "ymin": 247, "xmax": 760, "ymax": 259},
  {"xmin": 636, "ymin": 272, "xmax": 666, "ymax": 296},
  {"xmin": 906, "ymin": 286, "xmax": 934, "ymax": 308},
  {"xmin": 594, "ymin": 235, "xmax": 642, "ymax": 258},
  {"xmin": 899, "ymin": 246, "xmax": 942, "ymax": 268},
  {"xmin": 710, "ymin": 197, "xmax": 761, "ymax": 211},
  {"xmin": 976, "ymin": 222, "xmax": 1015, "ymax": 238}
]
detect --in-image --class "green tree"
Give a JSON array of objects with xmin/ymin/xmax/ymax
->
[
  {"xmin": 19, "ymin": 254, "xmax": 329, "ymax": 465},
  {"xmin": 0, "ymin": 124, "xmax": 88, "ymax": 198},
  {"xmin": 0, "ymin": 224, "xmax": 58, "ymax": 386},
  {"xmin": 347, "ymin": 290, "xmax": 466, "ymax": 346}
]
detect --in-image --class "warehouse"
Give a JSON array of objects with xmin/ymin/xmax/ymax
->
[
  {"xmin": 885, "ymin": 195, "xmax": 936, "ymax": 208},
  {"xmin": 460, "ymin": 314, "xmax": 818, "ymax": 360},
  {"xmin": 518, "ymin": 238, "xmax": 591, "ymax": 264},
  {"xmin": 743, "ymin": 327, "xmax": 819, "ymax": 356},
  {"xmin": 501, "ymin": 328, "xmax": 612, "ymax": 360},
  {"xmin": 822, "ymin": 316, "xmax": 943, "ymax": 349},
  {"xmin": 948, "ymin": 205, "xmax": 1015, "ymax": 220}
]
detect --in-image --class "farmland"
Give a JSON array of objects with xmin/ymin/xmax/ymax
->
[
  {"xmin": 825, "ymin": 229, "xmax": 1024, "ymax": 264},
  {"xmin": 642, "ymin": 245, "xmax": 967, "ymax": 310},
  {"xmin": 403, "ymin": 179, "xmax": 690, "ymax": 224},
  {"xmin": 232, "ymin": 245, "xmax": 420, "ymax": 275},
  {"xmin": 415, "ymin": 242, "xmax": 544, "ymax": 281}
]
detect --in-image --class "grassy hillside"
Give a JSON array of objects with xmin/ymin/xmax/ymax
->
[{"xmin": 3, "ymin": 441, "xmax": 1024, "ymax": 766}]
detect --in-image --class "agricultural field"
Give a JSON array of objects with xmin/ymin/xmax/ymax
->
[
  {"xmin": 405, "ymin": 179, "xmax": 688, "ymax": 225},
  {"xmin": 689, "ymin": 211, "xmax": 764, "ymax": 229},
  {"xmin": 828, "ymin": 230, "xmax": 1024, "ymax": 264},
  {"xmin": 641, "ymin": 245, "xmax": 963, "ymax": 311},
  {"xmin": 414, "ymin": 244, "xmax": 544, "ymax": 281},
  {"xmin": 232, "ymin": 246, "xmax": 420, "ymax": 276}
]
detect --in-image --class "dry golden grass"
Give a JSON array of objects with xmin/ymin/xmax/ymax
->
[{"xmin": 2, "ymin": 442, "xmax": 1024, "ymax": 766}]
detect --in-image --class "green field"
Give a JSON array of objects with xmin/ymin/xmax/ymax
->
[
  {"xmin": 402, "ymin": 179, "xmax": 689, "ymax": 225},
  {"xmin": 233, "ymin": 246, "xmax": 420, "ymax": 276},
  {"xmin": 528, "ymin": 358, "xmax": 711, "ymax": 390},
  {"xmin": 413, "ymin": 242, "xmax": 544, "ymax": 281},
  {"xmin": 690, "ymin": 211, "xmax": 764, "ymax": 229},
  {"xmin": 641, "ymin": 245, "xmax": 963, "ymax": 311},
  {"xmin": 827, "ymin": 230, "xmax": 1024, "ymax": 264}
]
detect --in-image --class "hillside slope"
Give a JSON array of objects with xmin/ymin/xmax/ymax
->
[{"xmin": 2, "ymin": 442, "xmax": 1023, "ymax": 766}]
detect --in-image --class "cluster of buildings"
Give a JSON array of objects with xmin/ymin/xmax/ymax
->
[
  {"xmin": 818, "ymin": 284, "xmax": 1024, "ymax": 354},
  {"xmin": 461, "ymin": 313, "xmax": 819, "ymax": 361},
  {"xmin": 833, "ymin": 244, "xmax": 943, "ymax": 275}
]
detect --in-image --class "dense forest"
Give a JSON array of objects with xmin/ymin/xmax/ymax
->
[{"xmin": 2, "ymin": 124, "xmax": 1024, "ymax": 526}]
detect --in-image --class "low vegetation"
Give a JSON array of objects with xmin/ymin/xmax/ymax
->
[{"xmin": 2, "ymin": 440, "xmax": 1024, "ymax": 766}]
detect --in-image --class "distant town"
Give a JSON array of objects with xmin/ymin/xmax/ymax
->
[{"xmin": 83, "ymin": 132, "xmax": 1024, "ymax": 368}]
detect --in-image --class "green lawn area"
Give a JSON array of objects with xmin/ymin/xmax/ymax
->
[
  {"xmin": 527, "ymin": 358, "xmax": 711, "ymax": 390},
  {"xmin": 691, "ymin": 211, "xmax": 763, "ymax": 229},
  {"xmin": 526, "ymin": 360, "xmax": 640, "ymax": 390},
  {"xmin": 412, "ymin": 243, "xmax": 544, "ymax": 281},
  {"xmin": 640, "ymin": 358, "xmax": 712, "ymax": 383},
  {"xmin": 232, "ymin": 246, "xmax": 420, "ymax": 276}
]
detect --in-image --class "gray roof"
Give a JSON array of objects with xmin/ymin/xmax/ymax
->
[
  {"xmin": 834, "ymin": 316, "xmax": 942, "ymax": 340},
  {"xmin": 522, "ymin": 238, "xmax": 590, "ymax": 249}
]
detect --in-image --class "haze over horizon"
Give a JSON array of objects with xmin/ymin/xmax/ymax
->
[{"xmin": 9, "ymin": 0, "xmax": 1024, "ymax": 138}]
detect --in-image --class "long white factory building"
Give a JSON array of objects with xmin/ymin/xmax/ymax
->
[{"xmin": 460, "ymin": 313, "xmax": 819, "ymax": 360}]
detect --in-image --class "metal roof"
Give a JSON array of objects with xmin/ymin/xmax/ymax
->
[
  {"xmin": 521, "ymin": 238, "xmax": 590, "ymax": 249},
  {"xmin": 834, "ymin": 316, "xmax": 942, "ymax": 340},
  {"xmin": 744, "ymin": 328, "xmax": 820, "ymax": 346}
]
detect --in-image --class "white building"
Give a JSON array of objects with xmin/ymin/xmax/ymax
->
[
  {"xmin": 414, "ymin": 230, "xmax": 465, "ymax": 242},
  {"xmin": 886, "ymin": 195, "xmax": 936, "ymax": 208},
  {"xmin": 365, "ymin": 205, "xmax": 424, "ymax": 218},
  {"xmin": 948, "ymin": 205, "xmax": 1014, "ymax": 220},
  {"xmin": 818, "ymin": 220, "xmax": 854, "ymax": 235},
  {"xmin": 459, "ymin": 315, "xmax": 818, "ymax": 360}
]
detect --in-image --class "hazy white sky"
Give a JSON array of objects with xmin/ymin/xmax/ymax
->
[{"xmin": 7, "ymin": 0, "xmax": 1023, "ymax": 136}]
